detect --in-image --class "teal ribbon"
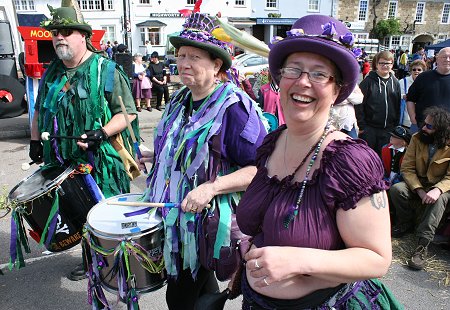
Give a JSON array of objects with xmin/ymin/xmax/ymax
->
[{"xmin": 213, "ymin": 195, "xmax": 232, "ymax": 259}]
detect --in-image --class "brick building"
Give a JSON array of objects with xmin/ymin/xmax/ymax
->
[{"xmin": 337, "ymin": 0, "xmax": 450, "ymax": 53}]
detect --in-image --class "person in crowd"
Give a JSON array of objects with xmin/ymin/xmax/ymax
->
[
  {"xmin": 139, "ymin": 12, "xmax": 267, "ymax": 310},
  {"xmin": 398, "ymin": 59, "xmax": 426, "ymax": 128},
  {"xmin": 412, "ymin": 47, "xmax": 427, "ymax": 62},
  {"xmin": 148, "ymin": 51, "xmax": 169, "ymax": 111},
  {"xmin": 236, "ymin": 15, "xmax": 401, "ymax": 309},
  {"xmin": 111, "ymin": 40, "xmax": 119, "ymax": 57},
  {"xmin": 397, "ymin": 49, "xmax": 409, "ymax": 80},
  {"xmin": 239, "ymin": 73, "xmax": 257, "ymax": 101},
  {"xmin": 390, "ymin": 107, "xmax": 450, "ymax": 270},
  {"xmin": 333, "ymin": 85, "xmax": 363, "ymax": 139},
  {"xmin": 361, "ymin": 57, "xmax": 371, "ymax": 78},
  {"xmin": 30, "ymin": 1, "xmax": 138, "ymax": 281},
  {"xmin": 105, "ymin": 41, "xmax": 113, "ymax": 58},
  {"xmin": 132, "ymin": 53, "xmax": 152, "ymax": 112},
  {"xmin": 356, "ymin": 51, "xmax": 401, "ymax": 156},
  {"xmin": 381, "ymin": 126, "xmax": 411, "ymax": 186},
  {"xmin": 145, "ymin": 40, "xmax": 152, "ymax": 60},
  {"xmin": 257, "ymin": 72, "xmax": 284, "ymax": 126},
  {"xmin": 406, "ymin": 47, "xmax": 450, "ymax": 133}
]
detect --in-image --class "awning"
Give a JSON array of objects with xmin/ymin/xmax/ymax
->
[
  {"xmin": 136, "ymin": 20, "xmax": 167, "ymax": 27},
  {"xmin": 17, "ymin": 14, "xmax": 47, "ymax": 27},
  {"xmin": 228, "ymin": 17, "xmax": 256, "ymax": 26}
]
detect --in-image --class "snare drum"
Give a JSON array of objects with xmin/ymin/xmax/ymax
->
[
  {"xmin": 8, "ymin": 165, "xmax": 97, "ymax": 252},
  {"xmin": 84, "ymin": 194, "xmax": 166, "ymax": 294}
]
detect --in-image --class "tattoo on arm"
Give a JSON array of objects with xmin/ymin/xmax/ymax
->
[{"xmin": 370, "ymin": 192, "xmax": 387, "ymax": 210}]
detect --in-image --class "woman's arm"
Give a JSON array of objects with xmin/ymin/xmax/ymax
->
[{"xmin": 246, "ymin": 191, "xmax": 392, "ymax": 288}]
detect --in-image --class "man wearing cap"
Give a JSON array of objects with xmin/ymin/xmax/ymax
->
[
  {"xmin": 381, "ymin": 126, "xmax": 411, "ymax": 186},
  {"xmin": 390, "ymin": 106, "xmax": 450, "ymax": 270},
  {"xmin": 29, "ymin": 1, "xmax": 139, "ymax": 280},
  {"xmin": 148, "ymin": 51, "xmax": 169, "ymax": 111}
]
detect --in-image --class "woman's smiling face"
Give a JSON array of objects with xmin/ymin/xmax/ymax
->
[{"xmin": 279, "ymin": 52, "xmax": 340, "ymax": 125}]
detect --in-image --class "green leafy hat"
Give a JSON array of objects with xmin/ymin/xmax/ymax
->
[{"xmin": 41, "ymin": 0, "xmax": 92, "ymax": 36}]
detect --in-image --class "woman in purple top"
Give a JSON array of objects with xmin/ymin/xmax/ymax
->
[{"xmin": 236, "ymin": 15, "xmax": 402, "ymax": 309}]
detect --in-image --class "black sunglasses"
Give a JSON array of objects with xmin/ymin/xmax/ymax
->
[{"xmin": 50, "ymin": 29, "xmax": 74, "ymax": 37}]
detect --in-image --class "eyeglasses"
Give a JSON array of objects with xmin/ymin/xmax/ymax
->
[
  {"xmin": 411, "ymin": 68, "xmax": 423, "ymax": 72},
  {"xmin": 423, "ymin": 122, "xmax": 434, "ymax": 130},
  {"xmin": 378, "ymin": 62, "xmax": 393, "ymax": 66},
  {"xmin": 280, "ymin": 67, "xmax": 334, "ymax": 84},
  {"xmin": 50, "ymin": 29, "xmax": 74, "ymax": 37}
]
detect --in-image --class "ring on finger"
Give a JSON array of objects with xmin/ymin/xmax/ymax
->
[
  {"xmin": 191, "ymin": 207, "xmax": 198, "ymax": 213},
  {"xmin": 255, "ymin": 259, "xmax": 261, "ymax": 269},
  {"xmin": 263, "ymin": 277, "xmax": 269, "ymax": 286}
]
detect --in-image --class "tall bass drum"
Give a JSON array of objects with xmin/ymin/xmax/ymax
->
[
  {"xmin": 8, "ymin": 165, "xmax": 97, "ymax": 252},
  {"xmin": 83, "ymin": 193, "xmax": 166, "ymax": 295}
]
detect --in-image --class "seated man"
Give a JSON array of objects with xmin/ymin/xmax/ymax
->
[{"xmin": 390, "ymin": 106, "xmax": 450, "ymax": 270}]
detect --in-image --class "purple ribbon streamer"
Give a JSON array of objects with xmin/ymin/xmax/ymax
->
[
  {"xmin": 52, "ymin": 117, "xmax": 64, "ymax": 164},
  {"xmin": 45, "ymin": 210, "xmax": 59, "ymax": 248},
  {"xmin": 9, "ymin": 215, "xmax": 18, "ymax": 266},
  {"xmin": 123, "ymin": 203, "xmax": 177, "ymax": 217}
]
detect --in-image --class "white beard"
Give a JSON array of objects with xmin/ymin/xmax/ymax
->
[{"xmin": 55, "ymin": 44, "xmax": 74, "ymax": 61}]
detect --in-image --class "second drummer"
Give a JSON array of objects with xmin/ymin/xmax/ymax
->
[{"xmin": 29, "ymin": 1, "xmax": 138, "ymax": 280}]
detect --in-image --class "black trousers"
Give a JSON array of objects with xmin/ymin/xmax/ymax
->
[
  {"xmin": 166, "ymin": 266, "xmax": 219, "ymax": 310},
  {"xmin": 153, "ymin": 83, "xmax": 169, "ymax": 108},
  {"xmin": 359, "ymin": 125, "xmax": 393, "ymax": 157}
]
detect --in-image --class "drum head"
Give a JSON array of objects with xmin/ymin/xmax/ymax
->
[
  {"xmin": 8, "ymin": 165, "xmax": 72, "ymax": 203},
  {"xmin": 87, "ymin": 194, "xmax": 162, "ymax": 238}
]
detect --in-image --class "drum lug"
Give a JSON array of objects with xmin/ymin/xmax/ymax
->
[{"xmin": 56, "ymin": 186, "xmax": 66, "ymax": 196}]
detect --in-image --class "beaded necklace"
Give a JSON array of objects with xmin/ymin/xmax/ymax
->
[{"xmin": 283, "ymin": 121, "xmax": 332, "ymax": 228}]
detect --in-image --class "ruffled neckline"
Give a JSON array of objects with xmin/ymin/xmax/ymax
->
[{"xmin": 260, "ymin": 126, "xmax": 365, "ymax": 189}]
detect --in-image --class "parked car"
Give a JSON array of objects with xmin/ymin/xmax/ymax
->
[{"xmin": 233, "ymin": 53, "xmax": 268, "ymax": 77}]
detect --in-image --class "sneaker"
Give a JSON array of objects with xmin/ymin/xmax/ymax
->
[
  {"xmin": 67, "ymin": 263, "xmax": 87, "ymax": 281},
  {"xmin": 408, "ymin": 242, "xmax": 429, "ymax": 270}
]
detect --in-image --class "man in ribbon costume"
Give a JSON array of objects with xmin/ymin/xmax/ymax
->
[
  {"xmin": 28, "ymin": 0, "xmax": 139, "ymax": 280},
  {"xmin": 141, "ymin": 12, "xmax": 267, "ymax": 310}
]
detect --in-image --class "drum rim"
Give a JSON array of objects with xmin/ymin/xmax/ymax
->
[
  {"xmin": 86, "ymin": 193, "xmax": 163, "ymax": 239},
  {"xmin": 8, "ymin": 165, "xmax": 75, "ymax": 204}
]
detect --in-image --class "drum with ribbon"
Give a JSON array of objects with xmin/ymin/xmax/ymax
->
[
  {"xmin": 8, "ymin": 164, "xmax": 99, "ymax": 256},
  {"xmin": 83, "ymin": 193, "xmax": 166, "ymax": 306}
]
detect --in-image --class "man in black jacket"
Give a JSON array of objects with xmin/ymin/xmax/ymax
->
[
  {"xmin": 356, "ymin": 51, "xmax": 401, "ymax": 157},
  {"xmin": 149, "ymin": 51, "xmax": 169, "ymax": 111}
]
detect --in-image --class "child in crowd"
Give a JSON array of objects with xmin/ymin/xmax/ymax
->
[
  {"xmin": 361, "ymin": 58, "xmax": 371, "ymax": 78},
  {"xmin": 381, "ymin": 126, "xmax": 411, "ymax": 186}
]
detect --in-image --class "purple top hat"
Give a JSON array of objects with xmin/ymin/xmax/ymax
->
[
  {"xmin": 269, "ymin": 15, "xmax": 360, "ymax": 104},
  {"xmin": 170, "ymin": 13, "xmax": 232, "ymax": 71}
]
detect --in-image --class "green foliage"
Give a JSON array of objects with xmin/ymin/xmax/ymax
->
[
  {"xmin": 268, "ymin": 13, "xmax": 281, "ymax": 18},
  {"xmin": 372, "ymin": 18, "xmax": 402, "ymax": 40}
]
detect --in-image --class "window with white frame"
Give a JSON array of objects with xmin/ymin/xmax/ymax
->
[
  {"xmin": 266, "ymin": 0, "xmax": 278, "ymax": 9},
  {"xmin": 79, "ymin": 0, "xmax": 101, "ymax": 10},
  {"xmin": 401, "ymin": 36, "xmax": 411, "ymax": 48},
  {"xmin": 141, "ymin": 27, "xmax": 162, "ymax": 46},
  {"xmin": 187, "ymin": 0, "xmax": 196, "ymax": 5},
  {"xmin": 387, "ymin": 1, "xmax": 397, "ymax": 19},
  {"xmin": 441, "ymin": 3, "xmax": 450, "ymax": 24},
  {"xmin": 358, "ymin": 0, "xmax": 369, "ymax": 21},
  {"xmin": 355, "ymin": 33, "xmax": 369, "ymax": 40},
  {"xmin": 14, "ymin": 0, "xmax": 35, "ymax": 11},
  {"xmin": 391, "ymin": 35, "xmax": 400, "ymax": 48},
  {"xmin": 235, "ymin": 0, "xmax": 246, "ymax": 6},
  {"xmin": 438, "ymin": 34, "xmax": 448, "ymax": 43},
  {"xmin": 308, "ymin": 0, "xmax": 319, "ymax": 12},
  {"xmin": 139, "ymin": 0, "xmax": 151, "ymax": 4},
  {"xmin": 101, "ymin": 25, "xmax": 116, "ymax": 44},
  {"xmin": 415, "ymin": 2, "xmax": 425, "ymax": 23}
]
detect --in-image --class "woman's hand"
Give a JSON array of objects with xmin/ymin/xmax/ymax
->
[
  {"xmin": 245, "ymin": 246, "xmax": 302, "ymax": 288},
  {"xmin": 181, "ymin": 180, "xmax": 216, "ymax": 213}
]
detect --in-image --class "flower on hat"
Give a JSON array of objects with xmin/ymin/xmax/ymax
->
[
  {"xmin": 339, "ymin": 32, "xmax": 355, "ymax": 47},
  {"xmin": 286, "ymin": 28, "xmax": 304, "ymax": 37},
  {"xmin": 321, "ymin": 22, "xmax": 337, "ymax": 37}
]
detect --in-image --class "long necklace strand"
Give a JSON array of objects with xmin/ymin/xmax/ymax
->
[{"xmin": 283, "ymin": 121, "xmax": 332, "ymax": 229}]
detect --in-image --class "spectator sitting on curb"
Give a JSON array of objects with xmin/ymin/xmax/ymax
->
[
  {"xmin": 381, "ymin": 126, "xmax": 411, "ymax": 186},
  {"xmin": 390, "ymin": 106, "xmax": 450, "ymax": 270}
]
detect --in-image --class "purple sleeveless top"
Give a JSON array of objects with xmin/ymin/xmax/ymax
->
[{"xmin": 236, "ymin": 125, "xmax": 389, "ymax": 250}]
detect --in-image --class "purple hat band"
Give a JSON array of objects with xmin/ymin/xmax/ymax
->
[
  {"xmin": 269, "ymin": 15, "xmax": 360, "ymax": 104},
  {"xmin": 179, "ymin": 29, "xmax": 228, "ymax": 51}
]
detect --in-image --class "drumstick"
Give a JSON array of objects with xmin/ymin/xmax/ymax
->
[
  {"xmin": 107, "ymin": 201, "xmax": 211, "ymax": 208},
  {"xmin": 40, "ymin": 132, "xmax": 95, "ymax": 141},
  {"xmin": 118, "ymin": 96, "xmax": 147, "ymax": 173}
]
